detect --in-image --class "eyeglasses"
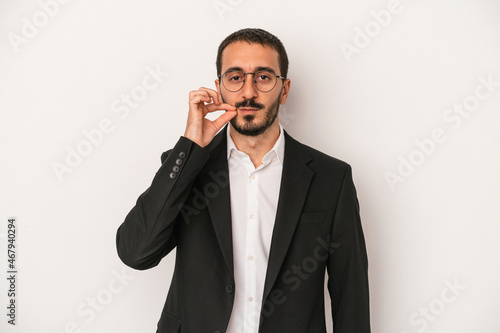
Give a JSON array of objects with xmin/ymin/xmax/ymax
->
[{"xmin": 218, "ymin": 70, "xmax": 286, "ymax": 93}]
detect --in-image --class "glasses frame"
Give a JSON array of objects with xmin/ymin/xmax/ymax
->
[{"xmin": 218, "ymin": 70, "xmax": 286, "ymax": 93}]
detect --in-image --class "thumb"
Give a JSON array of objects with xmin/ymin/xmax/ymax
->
[{"xmin": 212, "ymin": 110, "xmax": 237, "ymax": 131}]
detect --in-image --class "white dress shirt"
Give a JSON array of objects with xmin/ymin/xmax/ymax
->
[{"xmin": 225, "ymin": 124, "xmax": 285, "ymax": 333}]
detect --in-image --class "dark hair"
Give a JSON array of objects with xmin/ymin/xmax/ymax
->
[{"xmin": 216, "ymin": 28, "xmax": 289, "ymax": 78}]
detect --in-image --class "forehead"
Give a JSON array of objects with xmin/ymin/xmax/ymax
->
[{"xmin": 221, "ymin": 41, "xmax": 280, "ymax": 73}]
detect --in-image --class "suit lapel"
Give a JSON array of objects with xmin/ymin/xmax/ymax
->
[
  {"xmin": 198, "ymin": 127, "xmax": 234, "ymax": 277},
  {"xmin": 262, "ymin": 131, "xmax": 314, "ymax": 301}
]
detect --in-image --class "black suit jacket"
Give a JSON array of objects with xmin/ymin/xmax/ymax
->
[{"xmin": 116, "ymin": 126, "xmax": 370, "ymax": 332}]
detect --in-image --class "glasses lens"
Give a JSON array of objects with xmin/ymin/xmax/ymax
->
[
  {"xmin": 254, "ymin": 70, "xmax": 277, "ymax": 92},
  {"xmin": 222, "ymin": 71, "xmax": 244, "ymax": 92}
]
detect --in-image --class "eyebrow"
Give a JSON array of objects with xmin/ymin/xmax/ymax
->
[{"xmin": 224, "ymin": 66, "xmax": 277, "ymax": 74}]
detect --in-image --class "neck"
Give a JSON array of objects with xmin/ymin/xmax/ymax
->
[{"xmin": 229, "ymin": 120, "xmax": 280, "ymax": 168}]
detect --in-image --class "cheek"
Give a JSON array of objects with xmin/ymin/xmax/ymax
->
[
  {"xmin": 220, "ymin": 92, "xmax": 237, "ymax": 106},
  {"xmin": 268, "ymin": 91, "xmax": 282, "ymax": 106},
  {"xmin": 220, "ymin": 91, "xmax": 227, "ymax": 104}
]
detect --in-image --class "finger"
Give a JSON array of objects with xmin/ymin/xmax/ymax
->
[
  {"xmin": 205, "ymin": 103, "xmax": 236, "ymax": 113},
  {"xmin": 189, "ymin": 90, "xmax": 209, "ymax": 99},
  {"xmin": 189, "ymin": 90, "xmax": 212, "ymax": 102},
  {"xmin": 198, "ymin": 87, "xmax": 221, "ymax": 104},
  {"xmin": 224, "ymin": 103, "xmax": 237, "ymax": 110},
  {"xmin": 215, "ymin": 102, "xmax": 236, "ymax": 110}
]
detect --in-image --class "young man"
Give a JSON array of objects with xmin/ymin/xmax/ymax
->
[{"xmin": 116, "ymin": 28, "xmax": 370, "ymax": 333}]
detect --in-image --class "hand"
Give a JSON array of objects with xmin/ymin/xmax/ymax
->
[{"xmin": 184, "ymin": 87, "xmax": 237, "ymax": 147}]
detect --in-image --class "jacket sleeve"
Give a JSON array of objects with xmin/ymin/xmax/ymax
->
[
  {"xmin": 116, "ymin": 136, "xmax": 209, "ymax": 270},
  {"xmin": 327, "ymin": 165, "xmax": 371, "ymax": 332}
]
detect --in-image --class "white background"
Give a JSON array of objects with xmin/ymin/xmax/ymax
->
[{"xmin": 1, "ymin": 0, "xmax": 500, "ymax": 332}]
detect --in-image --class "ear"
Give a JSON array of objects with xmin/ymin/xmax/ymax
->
[
  {"xmin": 215, "ymin": 78, "xmax": 221, "ymax": 94},
  {"xmin": 215, "ymin": 78, "xmax": 226, "ymax": 103},
  {"xmin": 279, "ymin": 78, "xmax": 291, "ymax": 104}
]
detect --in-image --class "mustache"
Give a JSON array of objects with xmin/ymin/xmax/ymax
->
[{"xmin": 234, "ymin": 99, "xmax": 264, "ymax": 109}]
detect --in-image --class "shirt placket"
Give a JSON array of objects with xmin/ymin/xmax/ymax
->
[{"xmin": 244, "ymin": 166, "xmax": 259, "ymax": 332}]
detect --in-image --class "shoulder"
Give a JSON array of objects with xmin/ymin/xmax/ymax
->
[{"xmin": 284, "ymin": 130, "xmax": 351, "ymax": 174}]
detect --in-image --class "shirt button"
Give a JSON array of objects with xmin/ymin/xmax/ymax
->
[
  {"xmin": 249, "ymin": 214, "xmax": 255, "ymax": 220},
  {"xmin": 225, "ymin": 284, "xmax": 233, "ymax": 294},
  {"xmin": 248, "ymin": 297, "xmax": 253, "ymax": 302},
  {"xmin": 179, "ymin": 152, "xmax": 186, "ymax": 158},
  {"xmin": 175, "ymin": 158, "xmax": 183, "ymax": 165},
  {"xmin": 248, "ymin": 256, "xmax": 254, "ymax": 261},
  {"xmin": 250, "ymin": 174, "xmax": 256, "ymax": 180}
]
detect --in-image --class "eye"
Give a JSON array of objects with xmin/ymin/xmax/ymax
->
[
  {"xmin": 255, "ymin": 71, "xmax": 273, "ymax": 83},
  {"xmin": 226, "ymin": 72, "xmax": 244, "ymax": 83}
]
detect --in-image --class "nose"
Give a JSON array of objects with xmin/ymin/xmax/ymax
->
[{"xmin": 240, "ymin": 73, "xmax": 258, "ymax": 100}]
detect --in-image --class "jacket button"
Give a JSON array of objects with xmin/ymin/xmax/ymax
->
[
  {"xmin": 175, "ymin": 158, "xmax": 183, "ymax": 165},
  {"xmin": 172, "ymin": 165, "xmax": 180, "ymax": 172},
  {"xmin": 169, "ymin": 172, "xmax": 176, "ymax": 179},
  {"xmin": 179, "ymin": 152, "xmax": 186, "ymax": 158},
  {"xmin": 225, "ymin": 284, "xmax": 233, "ymax": 293}
]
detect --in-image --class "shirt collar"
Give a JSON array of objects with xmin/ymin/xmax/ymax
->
[{"xmin": 226, "ymin": 124, "xmax": 285, "ymax": 166}]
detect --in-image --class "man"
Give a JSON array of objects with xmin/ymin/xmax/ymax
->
[{"xmin": 116, "ymin": 28, "xmax": 370, "ymax": 333}]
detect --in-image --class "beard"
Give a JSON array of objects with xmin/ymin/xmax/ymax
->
[{"xmin": 228, "ymin": 92, "xmax": 282, "ymax": 137}]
